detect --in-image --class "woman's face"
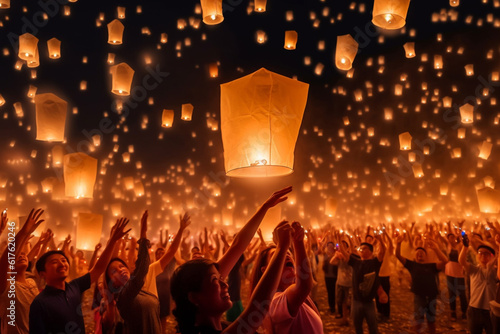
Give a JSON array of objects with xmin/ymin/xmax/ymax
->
[
  {"xmin": 266, "ymin": 249, "xmax": 295, "ymax": 289},
  {"xmin": 107, "ymin": 261, "xmax": 130, "ymax": 288},
  {"xmin": 193, "ymin": 265, "xmax": 232, "ymax": 316}
]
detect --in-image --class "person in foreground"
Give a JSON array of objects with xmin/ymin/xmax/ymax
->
[{"xmin": 170, "ymin": 186, "xmax": 293, "ymax": 334}]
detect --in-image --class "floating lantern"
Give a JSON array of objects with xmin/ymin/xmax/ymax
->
[
  {"xmin": 134, "ymin": 180, "xmax": 144, "ymax": 197},
  {"xmin": 122, "ymin": 152, "xmax": 130, "ymax": 163},
  {"xmin": 110, "ymin": 63, "xmax": 134, "ymax": 96},
  {"xmin": 201, "ymin": 0, "xmax": 223, "ymax": 25},
  {"xmin": 450, "ymin": 0, "xmax": 459, "ymax": 6},
  {"xmin": 0, "ymin": 0, "xmax": 10, "ymax": 8},
  {"xmin": 254, "ymin": 0, "xmax": 266, "ymax": 12},
  {"xmin": 123, "ymin": 176, "xmax": 134, "ymax": 190},
  {"xmin": 477, "ymin": 187, "xmax": 500, "ymax": 213},
  {"xmin": 434, "ymin": 55, "xmax": 443, "ymax": 69},
  {"xmin": 162, "ymin": 109, "xmax": 174, "ymax": 127},
  {"xmin": 117, "ymin": 6, "xmax": 125, "ymax": 19},
  {"xmin": 18, "ymin": 33, "xmax": 38, "ymax": 60},
  {"xmin": 220, "ymin": 68, "xmax": 309, "ymax": 177},
  {"xmin": 209, "ymin": 62, "xmax": 218, "ymax": 78},
  {"xmin": 181, "ymin": 103, "xmax": 194, "ymax": 121},
  {"xmin": 457, "ymin": 128, "xmax": 466, "ymax": 139},
  {"xmin": 372, "ymin": 0, "xmax": 410, "ymax": 30},
  {"xmin": 63, "ymin": 153, "xmax": 98, "ymax": 199},
  {"xmin": 459, "ymin": 103, "xmax": 474, "ymax": 123},
  {"xmin": 479, "ymin": 141, "xmax": 493, "ymax": 159},
  {"xmin": 412, "ymin": 163, "xmax": 424, "ymax": 178},
  {"xmin": 27, "ymin": 85, "xmax": 37, "ymax": 98},
  {"xmin": 35, "ymin": 93, "xmax": 67, "ymax": 142},
  {"xmin": 335, "ymin": 34, "xmax": 358, "ymax": 70},
  {"xmin": 452, "ymin": 147, "xmax": 462, "ymax": 158},
  {"xmin": 160, "ymin": 33, "xmax": 168, "ymax": 44},
  {"xmin": 442, "ymin": 96, "xmax": 452, "ymax": 108},
  {"xmin": 256, "ymin": 30, "xmax": 267, "ymax": 44},
  {"xmin": 107, "ymin": 19, "xmax": 124, "ymax": 44},
  {"xmin": 284, "ymin": 30, "xmax": 298, "ymax": 50},
  {"xmin": 0, "ymin": 94, "xmax": 5, "ymax": 106},
  {"xmin": 403, "ymin": 42, "xmax": 415, "ymax": 58},
  {"xmin": 47, "ymin": 38, "xmax": 61, "ymax": 59},
  {"xmin": 440, "ymin": 183, "xmax": 449, "ymax": 195},
  {"xmin": 465, "ymin": 64, "xmax": 474, "ymax": 76},
  {"xmin": 399, "ymin": 132, "xmax": 412, "ymax": 150},
  {"xmin": 325, "ymin": 197, "xmax": 338, "ymax": 217},
  {"xmin": 77, "ymin": 213, "xmax": 103, "ymax": 250},
  {"xmin": 52, "ymin": 145, "xmax": 64, "ymax": 167},
  {"xmin": 107, "ymin": 53, "xmax": 115, "ymax": 64}
]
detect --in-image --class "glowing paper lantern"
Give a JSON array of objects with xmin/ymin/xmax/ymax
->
[
  {"xmin": 254, "ymin": 0, "xmax": 267, "ymax": 12},
  {"xmin": 201, "ymin": 0, "xmax": 223, "ymax": 25},
  {"xmin": 325, "ymin": 197, "xmax": 338, "ymax": 217},
  {"xmin": 284, "ymin": 30, "xmax": 298, "ymax": 50},
  {"xmin": 161, "ymin": 109, "xmax": 174, "ymax": 127},
  {"xmin": 220, "ymin": 68, "xmax": 309, "ymax": 177},
  {"xmin": 0, "ymin": 0, "xmax": 10, "ymax": 8},
  {"xmin": 63, "ymin": 153, "xmax": 98, "ymax": 199},
  {"xmin": 464, "ymin": 64, "xmax": 474, "ymax": 76},
  {"xmin": 450, "ymin": 0, "xmax": 459, "ymax": 6},
  {"xmin": 479, "ymin": 141, "xmax": 493, "ymax": 160},
  {"xmin": 181, "ymin": 103, "xmax": 194, "ymax": 121},
  {"xmin": 110, "ymin": 63, "xmax": 134, "ymax": 96},
  {"xmin": 260, "ymin": 205, "xmax": 282, "ymax": 240},
  {"xmin": 412, "ymin": 163, "xmax": 424, "ymax": 178},
  {"xmin": 47, "ymin": 38, "xmax": 61, "ymax": 59},
  {"xmin": 35, "ymin": 93, "xmax": 67, "ymax": 142},
  {"xmin": 52, "ymin": 145, "xmax": 64, "ymax": 167},
  {"xmin": 459, "ymin": 103, "xmax": 474, "ymax": 123},
  {"xmin": 403, "ymin": 42, "xmax": 415, "ymax": 58},
  {"xmin": 440, "ymin": 183, "xmax": 449, "ymax": 195},
  {"xmin": 77, "ymin": 213, "xmax": 103, "ymax": 250},
  {"xmin": 18, "ymin": 33, "xmax": 38, "ymax": 60},
  {"xmin": 335, "ymin": 34, "xmax": 358, "ymax": 70},
  {"xmin": 209, "ymin": 63, "xmax": 218, "ymax": 78},
  {"xmin": 477, "ymin": 187, "xmax": 500, "ymax": 213},
  {"xmin": 117, "ymin": 6, "xmax": 125, "ymax": 19},
  {"xmin": 256, "ymin": 30, "xmax": 267, "ymax": 44},
  {"xmin": 107, "ymin": 19, "xmax": 124, "ymax": 44},
  {"xmin": 372, "ymin": 0, "xmax": 410, "ymax": 30},
  {"xmin": 399, "ymin": 132, "xmax": 412, "ymax": 150}
]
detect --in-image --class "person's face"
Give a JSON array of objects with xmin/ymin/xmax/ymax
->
[
  {"xmin": 191, "ymin": 265, "xmax": 232, "ymax": 316},
  {"xmin": 415, "ymin": 249, "xmax": 427, "ymax": 263},
  {"xmin": 155, "ymin": 248, "xmax": 165, "ymax": 261},
  {"xmin": 107, "ymin": 261, "xmax": 130, "ymax": 288},
  {"xmin": 43, "ymin": 254, "xmax": 69, "ymax": 282},
  {"xmin": 359, "ymin": 245, "xmax": 373, "ymax": 260},
  {"xmin": 265, "ymin": 249, "xmax": 295, "ymax": 289},
  {"xmin": 447, "ymin": 235, "xmax": 456, "ymax": 243},
  {"xmin": 478, "ymin": 249, "xmax": 493, "ymax": 265},
  {"xmin": 326, "ymin": 244, "xmax": 335, "ymax": 255}
]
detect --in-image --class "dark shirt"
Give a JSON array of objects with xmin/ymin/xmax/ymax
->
[
  {"xmin": 348, "ymin": 254, "xmax": 381, "ymax": 302},
  {"xmin": 228, "ymin": 254, "xmax": 244, "ymax": 302},
  {"xmin": 29, "ymin": 273, "xmax": 91, "ymax": 334},
  {"xmin": 322, "ymin": 255, "xmax": 338, "ymax": 278},
  {"xmin": 404, "ymin": 260, "xmax": 440, "ymax": 297}
]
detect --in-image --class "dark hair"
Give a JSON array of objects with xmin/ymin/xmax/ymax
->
[
  {"xmin": 415, "ymin": 247, "xmax": 427, "ymax": 254},
  {"xmin": 250, "ymin": 245, "xmax": 276, "ymax": 293},
  {"xmin": 360, "ymin": 242, "xmax": 374, "ymax": 253},
  {"xmin": 104, "ymin": 257, "xmax": 129, "ymax": 292},
  {"xmin": 477, "ymin": 245, "xmax": 496, "ymax": 255},
  {"xmin": 35, "ymin": 250, "xmax": 69, "ymax": 273},
  {"xmin": 170, "ymin": 259, "xmax": 218, "ymax": 334}
]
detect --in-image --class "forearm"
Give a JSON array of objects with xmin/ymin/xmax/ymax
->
[
  {"xmin": 458, "ymin": 246, "xmax": 469, "ymax": 270},
  {"xmin": 90, "ymin": 239, "xmax": 118, "ymax": 282},
  {"xmin": 294, "ymin": 240, "xmax": 313, "ymax": 290},
  {"xmin": 160, "ymin": 227, "xmax": 185, "ymax": 270}
]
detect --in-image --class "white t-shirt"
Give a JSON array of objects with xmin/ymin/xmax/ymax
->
[
  {"xmin": 0, "ymin": 278, "xmax": 39, "ymax": 334},
  {"xmin": 469, "ymin": 264, "xmax": 497, "ymax": 310},
  {"xmin": 142, "ymin": 260, "xmax": 163, "ymax": 297}
]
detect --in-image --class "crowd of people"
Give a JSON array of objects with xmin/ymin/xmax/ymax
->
[{"xmin": 1, "ymin": 187, "xmax": 500, "ymax": 334}]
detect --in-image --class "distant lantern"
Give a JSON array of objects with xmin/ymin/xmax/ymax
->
[
  {"xmin": 117, "ymin": 6, "xmax": 125, "ymax": 19},
  {"xmin": 201, "ymin": 0, "xmax": 223, "ymax": 25},
  {"xmin": 35, "ymin": 93, "xmax": 67, "ymax": 142},
  {"xmin": 464, "ymin": 64, "xmax": 474, "ymax": 76},
  {"xmin": 434, "ymin": 55, "xmax": 443, "ymax": 69},
  {"xmin": 477, "ymin": 187, "xmax": 500, "ymax": 213},
  {"xmin": 479, "ymin": 141, "xmax": 493, "ymax": 160},
  {"xmin": 52, "ymin": 145, "xmax": 64, "ymax": 166},
  {"xmin": 18, "ymin": 33, "xmax": 38, "ymax": 60},
  {"xmin": 284, "ymin": 30, "xmax": 298, "ymax": 50},
  {"xmin": 107, "ymin": 53, "xmax": 115, "ymax": 64},
  {"xmin": 452, "ymin": 147, "xmax": 462, "ymax": 158},
  {"xmin": 27, "ymin": 85, "xmax": 37, "ymax": 98},
  {"xmin": 122, "ymin": 152, "xmax": 130, "ymax": 163},
  {"xmin": 209, "ymin": 62, "xmax": 218, "ymax": 78},
  {"xmin": 220, "ymin": 68, "xmax": 309, "ymax": 177},
  {"xmin": 372, "ymin": 0, "xmax": 410, "ymax": 29},
  {"xmin": 325, "ymin": 197, "xmax": 338, "ymax": 217},
  {"xmin": 399, "ymin": 132, "xmax": 412, "ymax": 150},
  {"xmin": 442, "ymin": 96, "xmax": 452, "ymax": 108},
  {"xmin": 450, "ymin": 0, "xmax": 459, "ymax": 7},
  {"xmin": 77, "ymin": 213, "xmax": 103, "ymax": 250},
  {"xmin": 412, "ymin": 163, "xmax": 424, "ymax": 178},
  {"xmin": 107, "ymin": 19, "xmax": 124, "ymax": 44},
  {"xmin": 256, "ymin": 30, "xmax": 267, "ymax": 44},
  {"xmin": 160, "ymin": 33, "xmax": 168, "ymax": 43},
  {"xmin": 63, "ymin": 153, "xmax": 98, "ymax": 199},
  {"xmin": 123, "ymin": 176, "xmax": 134, "ymax": 190},
  {"xmin": 459, "ymin": 103, "xmax": 474, "ymax": 123},
  {"xmin": 47, "ymin": 38, "xmax": 61, "ymax": 59},
  {"xmin": 110, "ymin": 62, "xmax": 134, "ymax": 96},
  {"xmin": 162, "ymin": 109, "xmax": 174, "ymax": 127},
  {"xmin": 254, "ymin": 0, "xmax": 267, "ymax": 12},
  {"xmin": 440, "ymin": 183, "xmax": 449, "ymax": 195},
  {"xmin": 403, "ymin": 42, "xmax": 415, "ymax": 58},
  {"xmin": 134, "ymin": 180, "xmax": 144, "ymax": 197},
  {"xmin": 335, "ymin": 34, "xmax": 358, "ymax": 70},
  {"xmin": 457, "ymin": 128, "xmax": 466, "ymax": 138},
  {"xmin": 0, "ymin": 0, "xmax": 10, "ymax": 8},
  {"xmin": 181, "ymin": 103, "xmax": 194, "ymax": 121}
]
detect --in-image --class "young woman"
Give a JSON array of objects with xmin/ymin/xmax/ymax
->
[{"xmin": 170, "ymin": 186, "xmax": 293, "ymax": 334}]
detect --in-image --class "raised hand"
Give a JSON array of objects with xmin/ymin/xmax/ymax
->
[
  {"xmin": 291, "ymin": 221, "xmax": 305, "ymax": 244},
  {"xmin": 22, "ymin": 208, "xmax": 45, "ymax": 235},
  {"xmin": 110, "ymin": 217, "xmax": 131, "ymax": 242},
  {"xmin": 95, "ymin": 243, "xmax": 102, "ymax": 251},
  {"xmin": 0, "ymin": 209, "xmax": 7, "ymax": 235},
  {"xmin": 274, "ymin": 221, "xmax": 292, "ymax": 250},
  {"xmin": 179, "ymin": 212, "xmax": 191, "ymax": 230},
  {"xmin": 263, "ymin": 186, "xmax": 293, "ymax": 209}
]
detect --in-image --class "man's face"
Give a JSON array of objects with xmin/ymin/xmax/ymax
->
[
  {"xmin": 43, "ymin": 254, "xmax": 69, "ymax": 282},
  {"xmin": 415, "ymin": 249, "xmax": 427, "ymax": 263},
  {"xmin": 478, "ymin": 249, "xmax": 494, "ymax": 265},
  {"xmin": 359, "ymin": 245, "xmax": 373, "ymax": 260}
]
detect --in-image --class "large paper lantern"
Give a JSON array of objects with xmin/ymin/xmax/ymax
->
[
  {"xmin": 260, "ymin": 205, "xmax": 282, "ymax": 240},
  {"xmin": 63, "ymin": 153, "xmax": 98, "ymax": 199},
  {"xmin": 201, "ymin": 0, "xmax": 223, "ymax": 25},
  {"xmin": 161, "ymin": 109, "xmax": 174, "ymax": 127},
  {"xmin": 77, "ymin": 213, "xmax": 103, "ymax": 250},
  {"xmin": 284, "ymin": 30, "xmax": 298, "ymax": 50},
  {"xmin": 335, "ymin": 34, "xmax": 358, "ymax": 70},
  {"xmin": 47, "ymin": 38, "xmax": 61, "ymax": 59},
  {"xmin": 459, "ymin": 103, "xmax": 474, "ymax": 123},
  {"xmin": 254, "ymin": 0, "xmax": 267, "ymax": 12},
  {"xmin": 181, "ymin": 103, "xmax": 194, "ymax": 121},
  {"xmin": 18, "ymin": 33, "xmax": 38, "ymax": 60},
  {"xmin": 0, "ymin": 0, "xmax": 10, "ymax": 8},
  {"xmin": 372, "ymin": 0, "xmax": 410, "ymax": 30},
  {"xmin": 220, "ymin": 68, "xmax": 309, "ymax": 177},
  {"xmin": 325, "ymin": 197, "xmax": 338, "ymax": 217},
  {"xmin": 477, "ymin": 187, "xmax": 500, "ymax": 213},
  {"xmin": 35, "ymin": 93, "xmax": 67, "ymax": 142},
  {"xmin": 479, "ymin": 141, "xmax": 493, "ymax": 160},
  {"xmin": 412, "ymin": 163, "xmax": 424, "ymax": 178},
  {"xmin": 107, "ymin": 19, "xmax": 124, "ymax": 44},
  {"xmin": 399, "ymin": 132, "xmax": 412, "ymax": 150},
  {"xmin": 110, "ymin": 63, "xmax": 134, "ymax": 96},
  {"xmin": 403, "ymin": 42, "xmax": 415, "ymax": 58}
]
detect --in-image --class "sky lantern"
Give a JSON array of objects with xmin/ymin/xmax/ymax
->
[
  {"xmin": 372, "ymin": 0, "xmax": 410, "ymax": 30},
  {"xmin": 450, "ymin": 0, "xmax": 459, "ymax": 6},
  {"xmin": 284, "ymin": 30, "xmax": 298, "ymax": 50},
  {"xmin": 399, "ymin": 132, "xmax": 412, "ymax": 150},
  {"xmin": 452, "ymin": 147, "xmax": 462, "ymax": 158},
  {"xmin": 434, "ymin": 55, "xmax": 443, "ymax": 69},
  {"xmin": 18, "ymin": 33, "xmax": 38, "ymax": 61},
  {"xmin": 201, "ymin": 0, "xmax": 224, "ymax": 25},
  {"xmin": 260, "ymin": 205, "xmax": 281, "ymax": 240},
  {"xmin": 107, "ymin": 19, "xmax": 124, "ymax": 44},
  {"xmin": 478, "ymin": 141, "xmax": 493, "ymax": 160},
  {"xmin": 442, "ymin": 96, "xmax": 452, "ymax": 108},
  {"xmin": 63, "ymin": 153, "xmax": 98, "ymax": 199},
  {"xmin": 209, "ymin": 62, "xmax": 218, "ymax": 78},
  {"xmin": 403, "ymin": 42, "xmax": 415, "ymax": 58},
  {"xmin": 457, "ymin": 128, "xmax": 466, "ymax": 139},
  {"xmin": 254, "ymin": 0, "xmax": 267, "ymax": 12},
  {"xmin": 477, "ymin": 187, "xmax": 500, "ymax": 213},
  {"xmin": 459, "ymin": 103, "xmax": 474, "ymax": 123},
  {"xmin": 110, "ymin": 63, "xmax": 134, "ymax": 96},
  {"xmin": 440, "ymin": 183, "xmax": 449, "ymax": 195},
  {"xmin": 220, "ymin": 68, "xmax": 309, "ymax": 177},
  {"xmin": 464, "ymin": 64, "xmax": 474, "ymax": 76},
  {"xmin": 162, "ymin": 109, "xmax": 174, "ymax": 127},
  {"xmin": 256, "ymin": 30, "xmax": 267, "ymax": 44},
  {"xmin": 77, "ymin": 213, "xmax": 103, "ymax": 250},
  {"xmin": 117, "ymin": 6, "xmax": 126, "ymax": 19},
  {"xmin": 325, "ymin": 197, "xmax": 338, "ymax": 217},
  {"xmin": 0, "ymin": 0, "xmax": 10, "ymax": 8},
  {"xmin": 52, "ymin": 145, "xmax": 64, "ymax": 167},
  {"xmin": 123, "ymin": 176, "xmax": 134, "ymax": 190},
  {"xmin": 412, "ymin": 163, "xmax": 424, "ymax": 178},
  {"xmin": 181, "ymin": 103, "xmax": 194, "ymax": 121},
  {"xmin": 47, "ymin": 38, "xmax": 61, "ymax": 59},
  {"xmin": 35, "ymin": 93, "xmax": 67, "ymax": 142},
  {"xmin": 335, "ymin": 34, "xmax": 358, "ymax": 70}
]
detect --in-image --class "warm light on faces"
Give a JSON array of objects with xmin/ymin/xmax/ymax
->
[
  {"xmin": 43, "ymin": 254, "xmax": 69, "ymax": 281},
  {"xmin": 107, "ymin": 260, "xmax": 131, "ymax": 288},
  {"xmin": 192, "ymin": 265, "xmax": 232, "ymax": 315}
]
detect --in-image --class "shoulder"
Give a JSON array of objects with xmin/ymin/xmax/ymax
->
[{"xmin": 69, "ymin": 272, "xmax": 91, "ymax": 292}]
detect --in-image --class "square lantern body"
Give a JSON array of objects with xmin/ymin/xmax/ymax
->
[
  {"xmin": 221, "ymin": 68, "xmax": 309, "ymax": 177},
  {"xmin": 201, "ymin": 0, "xmax": 224, "ymax": 25},
  {"xmin": 477, "ymin": 187, "xmax": 500, "ymax": 213},
  {"xmin": 335, "ymin": 34, "xmax": 358, "ymax": 70},
  {"xmin": 162, "ymin": 109, "xmax": 174, "ymax": 127},
  {"xmin": 107, "ymin": 19, "xmax": 124, "ymax": 44},
  {"xmin": 110, "ymin": 63, "xmax": 134, "ymax": 96},
  {"xmin": 64, "ymin": 153, "xmax": 98, "ymax": 199},
  {"xmin": 372, "ymin": 0, "xmax": 410, "ymax": 30},
  {"xmin": 77, "ymin": 213, "xmax": 103, "ymax": 250},
  {"xmin": 35, "ymin": 93, "xmax": 67, "ymax": 142}
]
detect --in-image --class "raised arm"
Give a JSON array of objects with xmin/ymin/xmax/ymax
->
[
  {"xmin": 395, "ymin": 234, "xmax": 406, "ymax": 265},
  {"xmin": 428, "ymin": 239, "xmax": 448, "ymax": 270},
  {"xmin": 496, "ymin": 235, "xmax": 500, "ymax": 280},
  {"xmin": 458, "ymin": 237, "xmax": 470, "ymax": 273},
  {"xmin": 217, "ymin": 186, "xmax": 292, "ymax": 278},
  {"xmin": 375, "ymin": 233, "xmax": 386, "ymax": 262},
  {"xmin": 159, "ymin": 213, "xmax": 191, "ymax": 270}
]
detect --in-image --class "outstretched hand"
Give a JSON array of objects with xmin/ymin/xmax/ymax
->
[
  {"xmin": 274, "ymin": 221, "xmax": 293, "ymax": 250},
  {"xmin": 22, "ymin": 208, "xmax": 45, "ymax": 235},
  {"xmin": 291, "ymin": 221, "xmax": 305, "ymax": 243},
  {"xmin": 263, "ymin": 186, "xmax": 293, "ymax": 209},
  {"xmin": 110, "ymin": 217, "xmax": 131, "ymax": 242},
  {"xmin": 140, "ymin": 210, "xmax": 148, "ymax": 238},
  {"xmin": 179, "ymin": 212, "xmax": 191, "ymax": 230}
]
